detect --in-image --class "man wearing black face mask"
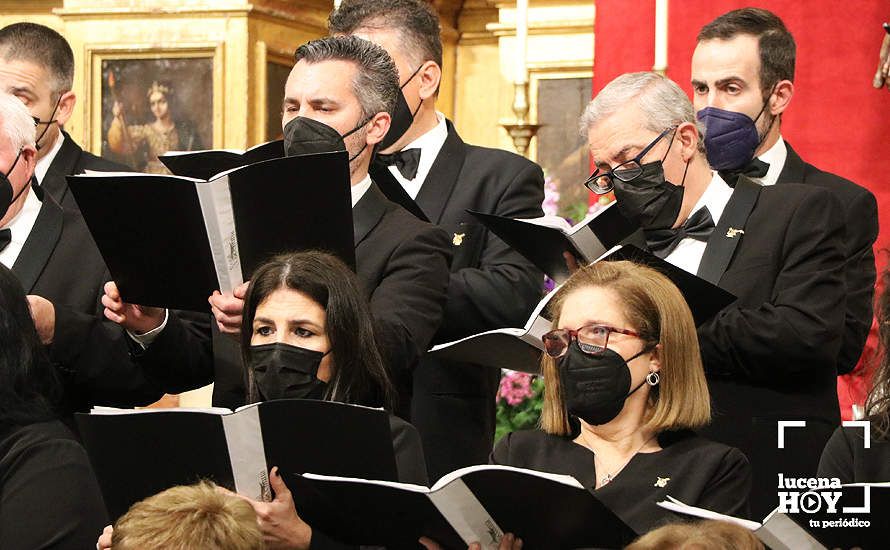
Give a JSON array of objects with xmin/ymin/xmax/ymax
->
[
  {"xmin": 330, "ymin": 0, "xmax": 545, "ymax": 480},
  {"xmin": 104, "ymin": 36, "xmax": 453, "ymax": 416},
  {"xmin": 0, "ymin": 23, "xmax": 128, "ymax": 211},
  {"xmin": 583, "ymin": 71, "xmax": 848, "ymax": 518},
  {"xmin": 692, "ymin": 8, "xmax": 877, "ymax": 380}
]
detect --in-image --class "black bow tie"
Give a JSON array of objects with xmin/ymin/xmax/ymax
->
[
  {"xmin": 377, "ymin": 148, "xmax": 422, "ymax": 181},
  {"xmin": 645, "ymin": 207, "xmax": 715, "ymax": 259},
  {"xmin": 0, "ymin": 228, "xmax": 10, "ymax": 253},
  {"xmin": 719, "ymin": 158, "xmax": 770, "ymax": 187}
]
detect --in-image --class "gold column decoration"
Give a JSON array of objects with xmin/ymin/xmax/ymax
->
[{"xmin": 500, "ymin": 81, "xmax": 541, "ymax": 157}]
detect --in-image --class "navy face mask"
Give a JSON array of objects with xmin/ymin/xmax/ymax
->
[
  {"xmin": 697, "ymin": 99, "xmax": 771, "ymax": 171},
  {"xmin": 0, "ymin": 150, "xmax": 24, "ymax": 220}
]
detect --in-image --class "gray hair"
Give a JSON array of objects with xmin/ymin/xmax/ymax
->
[
  {"xmin": 294, "ymin": 35, "xmax": 398, "ymax": 120},
  {"xmin": 580, "ymin": 72, "xmax": 704, "ymax": 151},
  {"xmin": 0, "ymin": 23, "xmax": 75, "ymax": 98},
  {"xmin": 0, "ymin": 93, "xmax": 36, "ymax": 152}
]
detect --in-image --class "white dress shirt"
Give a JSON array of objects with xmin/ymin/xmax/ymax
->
[
  {"xmin": 388, "ymin": 111, "xmax": 448, "ymax": 198},
  {"xmin": 34, "ymin": 131, "xmax": 65, "ymax": 185},
  {"xmin": 664, "ymin": 172, "xmax": 733, "ymax": 275},
  {"xmin": 752, "ymin": 136, "xmax": 788, "ymax": 187},
  {"xmin": 351, "ymin": 174, "xmax": 373, "ymax": 207},
  {"xmin": 0, "ymin": 186, "xmax": 42, "ymax": 268}
]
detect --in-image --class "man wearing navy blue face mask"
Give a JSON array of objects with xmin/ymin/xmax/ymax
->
[{"xmin": 691, "ymin": 8, "xmax": 877, "ymax": 381}]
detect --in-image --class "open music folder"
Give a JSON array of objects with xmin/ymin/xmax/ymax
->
[
  {"xmin": 469, "ymin": 201, "xmax": 642, "ymax": 283},
  {"xmin": 68, "ymin": 152, "xmax": 354, "ymax": 311},
  {"xmin": 159, "ymin": 140, "xmax": 284, "ymax": 180},
  {"xmin": 290, "ymin": 464, "xmax": 637, "ymax": 549},
  {"xmin": 659, "ymin": 484, "xmax": 890, "ymax": 550},
  {"xmin": 429, "ymin": 244, "xmax": 735, "ymax": 373},
  {"xmin": 76, "ymin": 399, "xmax": 398, "ymax": 520}
]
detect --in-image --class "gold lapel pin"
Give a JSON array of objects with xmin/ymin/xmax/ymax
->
[
  {"xmin": 654, "ymin": 477, "xmax": 670, "ymax": 488},
  {"xmin": 725, "ymin": 227, "xmax": 745, "ymax": 239},
  {"xmin": 452, "ymin": 233, "xmax": 465, "ymax": 246}
]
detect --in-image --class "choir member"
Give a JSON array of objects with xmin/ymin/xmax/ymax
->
[
  {"xmin": 492, "ymin": 260, "xmax": 751, "ymax": 533},
  {"xmin": 0, "ymin": 263, "xmax": 107, "ymax": 549}
]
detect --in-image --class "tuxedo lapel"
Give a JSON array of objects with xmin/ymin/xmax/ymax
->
[
  {"xmin": 11, "ymin": 184, "xmax": 64, "ymax": 293},
  {"xmin": 776, "ymin": 141, "xmax": 806, "ymax": 184},
  {"xmin": 697, "ymin": 176, "xmax": 762, "ymax": 285},
  {"xmin": 415, "ymin": 120, "xmax": 467, "ymax": 224},
  {"xmin": 41, "ymin": 132, "xmax": 82, "ymax": 206},
  {"xmin": 352, "ymin": 183, "xmax": 389, "ymax": 246}
]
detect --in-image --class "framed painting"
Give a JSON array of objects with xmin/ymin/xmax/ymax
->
[{"xmin": 86, "ymin": 44, "xmax": 224, "ymax": 174}]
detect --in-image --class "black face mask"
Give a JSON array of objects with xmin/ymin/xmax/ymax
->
[
  {"xmin": 612, "ymin": 160, "xmax": 687, "ymax": 230},
  {"xmin": 283, "ymin": 116, "xmax": 370, "ymax": 163},
  {"xmin": 559, "ymin": 341, "xmax": 651, "ymax": 426},
  {"xmin": 0, "ymin": 150, "xmax": 25, "ymax": 220},
  {"xmin": 377, "ymin": 64, "xmax": 424, "ymax": 151},
  {"xmin": 248, "ymin": 342, "xmax": 328, "ymax": 401}
]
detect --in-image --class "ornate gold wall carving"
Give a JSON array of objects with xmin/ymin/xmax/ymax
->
[{"xmin": 1, "ymin": 0, "xmax": 593, "ymax": 159}]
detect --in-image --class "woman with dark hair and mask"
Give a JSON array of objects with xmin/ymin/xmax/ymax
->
[
  {"xmin": 491, "ymin": 260, "xmax": 751, "ymax": 533},
  {"xmin": 240, "ymin": 250, "xmax": 395, "ymax": 410},
  {"xmin": 819, "ymin": 267, "xmax": 890, "ymax": 483},
  {"xmin": 0, "ymin": 264, "xmax": 108, "ymax": 548},
  {"xmin": 232, "ymin": 250, "xmax": 427, "ymax": 550}
]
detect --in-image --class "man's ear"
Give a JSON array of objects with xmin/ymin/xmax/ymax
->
[
  {"xmin": 365, "ymin": 112, "xmax": 392, "ymax": 146},
  {"xmin": 17, "ymin": 145, "xmax": 37, "ymax": 182},
  {"xmin": 417, "ymin": 61, "xmax": 441, "ymax": 100},
  {"xmin": 676, "ymin": 121, "xmax": 700, "ymax": 163},
  {"xmin": 55, "ymin": 90, "xmax": 76, "ymax": 126},
  {"xmin": 769, "ymin": 79, "xmax": 793, "ymax": 116}
]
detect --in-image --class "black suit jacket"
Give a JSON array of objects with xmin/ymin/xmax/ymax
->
[
  {"xmin": 41, "ymin": 131, "xmax": 129, "ymax": 211},
  {"xmin": 11, "ymin": 187, "xmax": 164, "ymax": 414},
  {"xmin": 136, "ymin": 183, "xmax": 452, "ymax": 411},
  {"xmin": 695, "ymin": 178, "xmax": 847, "ymax": 517},
  {"xmin": 775, "ymin": 142, "xmax": 877, "ymax": 375},
  {"xmin": 371, "ymin": 121, "xmax": 545, "ymax": 477}
]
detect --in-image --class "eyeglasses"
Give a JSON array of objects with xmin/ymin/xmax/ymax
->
[
  {"xmin": 541, "ymin": 323, "xmax": 642, "ymax": 358},
  {"xmin": 584, "ymin": 125, "xmax": 678, "ymax": 194}
]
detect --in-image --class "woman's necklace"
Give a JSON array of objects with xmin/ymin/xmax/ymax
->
[{"xmin": 584, "ymin": 432, "xmax": 656, "ymax": 487}]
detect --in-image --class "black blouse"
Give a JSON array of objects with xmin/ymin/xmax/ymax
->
[
  {"xmin": 818, "ymin": 425, "xmax": 890, "ymax": 483},
  {"xmin": 491, "ymin": 428, "xmax": 751, "ymax": 534},
  {"xmin": 0, "ymin": 420, "xmax": 108, "ymax": 549}
]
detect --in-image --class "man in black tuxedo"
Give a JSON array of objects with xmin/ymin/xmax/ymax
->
[
  {"xmin": 581, "ymin": 71, "xmax": 847, "ymax": 518},
  {"xmin": 690, "ymin": 8, "xmax": 877, "ymax": 378},
  {"xmin": 0, "ymin": 93, "xmax": 163, "ymax": 415},
  {"xmin": 329, "ymin": 0, "xmax": 545, "ymax": 478},
  {"xmin": 0, "ymin": 23, "xmax": 128, "ymax": 210},
  {"xmin": 103, "ymin": 36, "xmax": 452, "ymax": 412}
]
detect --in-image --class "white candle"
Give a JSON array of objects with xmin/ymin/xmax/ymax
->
[
  {"xmin": 654, "ymin": 0, "xmax": 668, "ymax": 72},
  {"xmin": 334, "ymin": 0, "xmax": 342, "ymax": 9},
  {"xmin": 515, "ymin": 0, "xmax": 528, "ymax": 84}
]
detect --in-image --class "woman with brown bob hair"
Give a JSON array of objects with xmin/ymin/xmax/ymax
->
[{"xmin": 492, "ymin": 260, "xmax": 751, "ymax": 533}]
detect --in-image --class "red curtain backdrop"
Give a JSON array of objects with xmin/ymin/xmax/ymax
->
[{"xmin": 593, "ymin": 0, "xmax": 890, "ymax": 264}]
